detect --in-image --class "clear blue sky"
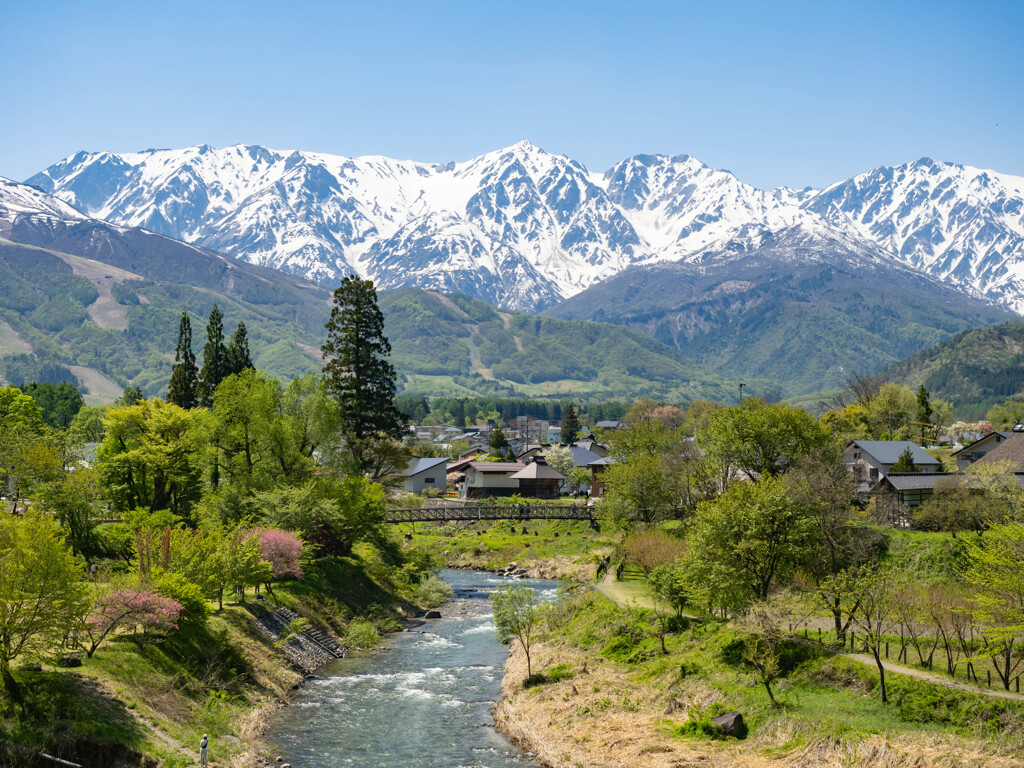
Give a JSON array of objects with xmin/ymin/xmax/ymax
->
[{"xmin": 3, "ymin": 0, "xmax": 1021, "ymax": 189}]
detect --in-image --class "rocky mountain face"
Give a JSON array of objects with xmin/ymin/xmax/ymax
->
[{"xmin": 28, "ymin": 143, "xmax": 1024, "ymax": 314}]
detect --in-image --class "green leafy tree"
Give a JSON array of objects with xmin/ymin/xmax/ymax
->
[
  {"xmin": 697, "ymin": 398, "xmax": 828, "ymax": 486},
  {"xmin": 20, "ymin": 381, "xmax": 84, "ymax": 429},
  {"xmin": 865, "ymin": 383, "xmax": 916, "ymax": 440},
  {"xmin": 167, "ymin": 312, "xmax": 199, "ymax": 409},
  {"xmin": 226, "ymin": 321, "xmax": 254, "ymax": 376},
  {"xmin": 0, "ymin": 386, "xmax": 46, "ymax": 434},
  {"xmin": 68, "ymin": 405, "xmax": 108, "ymax": 444},
  {"xmin": 560, "ymin": 404, "xmax": 581, "ymax": 444},
  {"xmin": 647, "ymin": 562, "xmax": 688, "ymax": 617},
  {"xmin": 0, "ymin": 515, "xmax": 89, "ymax": 706},
  {"xmin": 262, "ymin": 476, "xmax": 387, "ymax": 556},
  {"xmin": 321, "ymin": 277, "xmax": 408, "ymax": 477},
  {"xmin": 964, "ymin": 520, "xmax": 1024, "ymax": 690},
  {"xmin": 683, "ymin": 475, "xmax": 812, "ymax": 613},
  {"xmin": 891, "ymin": 447, "xmax": 919, "ymax": 473},
  {"xmin": 491, "ymin": 584, "xmax": 544, "ymax": 681},
  {"xmin": 198, "ymin": 304, "xmax": 229, "ymax": 408},
  {"xmin": 914, "ymin": 477, "xmax": 991, "ymax": 537},
  {"xmin": 96, "ymin": 399, "xmax": 203, "ymax": 519}
]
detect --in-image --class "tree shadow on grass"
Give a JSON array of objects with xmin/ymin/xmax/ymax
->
[{"xmin": 0, "ymin": 668, "xmax": 147, "ymax": 768}]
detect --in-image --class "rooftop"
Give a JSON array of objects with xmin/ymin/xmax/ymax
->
[{"xmin": 848, "ymin": 440, "xmax": 939, "ymax": 466}]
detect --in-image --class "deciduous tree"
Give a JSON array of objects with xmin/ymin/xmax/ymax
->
[{"xmin": 491, "ymin": 584, "xmax": 544, "ymax": 681}]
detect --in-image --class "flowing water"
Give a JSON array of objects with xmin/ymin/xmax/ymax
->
[{"xmin": 268, "ymin": 570, "xmax": 561, "ymax": 768}]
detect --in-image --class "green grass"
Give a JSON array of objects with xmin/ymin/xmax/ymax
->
[
  {"xmin": 394, "ymin": 518, "xmax": 617, "ymax": 577},
  {"xmin": 540, "ymin": 590, "xmax": 1024, "ymax": 755}
]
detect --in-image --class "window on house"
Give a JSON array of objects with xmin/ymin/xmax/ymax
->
[
  {"xmin": 869, "ymin": 468, "xmax": 878, "ymax": 480},
  {"xmin": 854, "ymin": 452, "xmax": 861, "ymax": 459},
  {"xmin": 424, "ymin": 477, "xmax": 435, "ymax": 483}
]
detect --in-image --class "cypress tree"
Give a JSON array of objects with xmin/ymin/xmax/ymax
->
[
  {"xmin": 198, "ymin": 304, "xmax": 228, "ymax": 407},
  {"xmin": 226, "ymin": 321, "xmax": 254, "ymax": 376},
  {"xmin": 321, "ymin": 276, "xmax": 407, "ymax": 474},
  {"xmin": 560, "ymin": 404, "xmax": 581, "ymax": 444},
  {"xmin": 167, "ymin": 312, "xmax": 199, "ymax": 409}
]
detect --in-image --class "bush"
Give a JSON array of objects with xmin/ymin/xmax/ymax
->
[
  {"xmin": 623, "ymin": 529, "xmax": 686, "ymax": 575},
  {"xmin": 412, "ymin": 573, "xmax": 453, "ymax": 609},
  {"xmin": 344, "ymin": 617, "xmax": 380, "ymax": 649},
  {"xmin": 674, "ymin": 703, "xmax": 746, "ymax": 740},
  {"xmin": 151, "ymin": 571, "xmax": 210, "ymax": 631}
]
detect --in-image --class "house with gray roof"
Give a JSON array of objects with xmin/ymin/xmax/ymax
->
[
  {"xmin": 403, "ymin": 457, "xmax": 450, "ymax": 495},
  {"xmin": 843, "ymin": 440, "xmax": 940, "ymax": 490},
  {"xmin": 952, "ymin": 431, "xmax": 1012, "ymax": 470}
]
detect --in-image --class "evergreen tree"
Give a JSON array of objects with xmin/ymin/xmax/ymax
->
[
  {"xmin": 117, "ymin": 385, "xmax": 144, "ymax": 407},
  {"xmin": 560, "ymin": 404, "xmax": 581, "ymax": 444},
  {"xmin": 916, "ymin": 385, "xmax": 933, "ymax": 442},
  {"xmin": 489, "ymin": 426, "xmax": 510, "ymax": 452},
  {"xmin": 167, "ymin": 312, "xmax": 199, "ymax": 409},
  {"xmin": 226, "ymin": 321, "xmax": 254, "ymax": 376},
  {"xmin": 321, "ymin": 276, "xmax": 407, "ymax": 475},
  {"xmin": 891, "ymin": 447, "xmax": 920, "ymax": 473},
  {"xmin": 198, "ymin": 304, "xmax": 228, "ymax": 407}
]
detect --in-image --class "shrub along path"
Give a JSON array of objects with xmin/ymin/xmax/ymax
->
[{"xmin": 595, "ymin": 573, "xmax": 1024, "ymax": 703}]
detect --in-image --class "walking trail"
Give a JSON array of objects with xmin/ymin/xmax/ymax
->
[{"xmin": 593, "ymin": 573, "xmax": 1024, "ymax": 702}]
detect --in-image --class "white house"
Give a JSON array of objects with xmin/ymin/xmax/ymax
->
[
  {"xmin": 843, "ymin": 440, "xmax": 940, "ymax": 490},
  {"xmin": 403, "ymin": 457, "xmax": 450, "ymax": 495}
]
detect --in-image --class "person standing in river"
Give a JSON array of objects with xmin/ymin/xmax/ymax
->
[{"xmin": 199, "ymin": 734, "xmax": 209, "ymax": 766}]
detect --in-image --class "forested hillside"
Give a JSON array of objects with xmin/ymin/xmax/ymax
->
[
  {"xmin": 380, "ymin": 288, "xmax": 761, "ymax": 402},
  {"xmin": 882, "ymin": 321, "xmax": 1024, "ymax": 416}
]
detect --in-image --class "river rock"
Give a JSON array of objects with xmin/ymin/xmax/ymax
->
[
  {"xmin": 423, "ymin": 610, "xmax": 442, "ymax": 619},
  {"xmin": 711, "ymin": 711, "xmax": 746, "ymax": 738}
]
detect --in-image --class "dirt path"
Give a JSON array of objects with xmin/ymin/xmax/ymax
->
[
  {"xmin": 847, "ymin": 651, "xmax": 1024, "ymax": 701},
  {"xmin": 595, "ymin": 574, "xmax": 1024, "ymax": 702}
]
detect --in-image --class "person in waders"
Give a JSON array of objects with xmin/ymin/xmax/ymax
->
[{"xmin": 199, "ymin": 734, "xmax": 209, "ymax": 766}]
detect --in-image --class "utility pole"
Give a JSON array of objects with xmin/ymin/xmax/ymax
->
[
  {"xmin": 738, "ymin": 382, "xmax": 744, "ymax": 402},
  {"xmin": 888, "ymin": 412, "xmax": 893, "ymax": 441}
]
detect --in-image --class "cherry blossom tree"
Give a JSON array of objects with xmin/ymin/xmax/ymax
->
[
  {"xmin": 81, "ymin": 588, "xmax": 183, "ymax": 656},
  {"xmin": 254, "ymin": 528, "xmax": 303, "ymax": 594}
]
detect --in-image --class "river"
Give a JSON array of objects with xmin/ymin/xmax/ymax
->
[{"xmin": 268, "ymin": 569, "xmax": 561, "ymax": 768}]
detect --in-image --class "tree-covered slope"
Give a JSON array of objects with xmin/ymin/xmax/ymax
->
[
  {"xmin": 545, "ymin": 230, "xmax": 1014, "ymax": 395},
  {"xmin": 379, "ymin": 288, "xmax": 761, "ymax": 402},
  {"xmin": 881, "ymin": 321, "xmax": 1024, "ymax": 415}
]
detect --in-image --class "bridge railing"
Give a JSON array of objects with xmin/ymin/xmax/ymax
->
[{"xmin": 384, "ymin": 503, "xmax": 593, "ymax": 524}]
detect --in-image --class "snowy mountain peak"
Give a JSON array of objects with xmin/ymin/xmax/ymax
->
[{"xmin": 25, "ymin": 145, "xmax": 1024, "ymax": 314}]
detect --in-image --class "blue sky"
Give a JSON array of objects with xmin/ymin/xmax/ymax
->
[{"xmin": 2, "ymin": 0, "xmax": 1021, "ymax": 189}]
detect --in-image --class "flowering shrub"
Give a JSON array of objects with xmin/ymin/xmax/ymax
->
[
  {"xmin": 83, "ymin": 587, "xmax": 183, "ymax": 656},
  {"xmin": 257, "ymin": 528, "xmax": 304, "ymax": 579}
]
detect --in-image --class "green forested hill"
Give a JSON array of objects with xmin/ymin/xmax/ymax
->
[
  {"xmin": 0, "ymin": 231, "xmax": 750, "ymax": 403},
  {"xmin": 881, "ymin": 321, "xmax": 1024, "ymax": 416},
  {"xmin": 380, "ymin": 288, "xmax": 758, "ymax": 401}
]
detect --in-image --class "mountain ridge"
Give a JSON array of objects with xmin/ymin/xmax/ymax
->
[{"xmin": 27, "ymin": 143, "xmax": 1024, "ymax": 314}]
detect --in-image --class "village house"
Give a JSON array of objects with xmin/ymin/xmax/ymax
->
[
  {"xmin": 508, "ymin": 461, "xmax": 565, "ymax": 499},
  {"xmin": 952, "ymin": 430, "xmax": 1013, "ymax": 470},
  {"xmin": 403, "ymin": 457, "xmax": 449, "ymax": 495},
  {"xmin": 460, "ymin": 461, "xmax": 526, "ymax": 499},
  {"xmin": 843, "ymin": 440, "xmax": 940, "ymax": 490}
]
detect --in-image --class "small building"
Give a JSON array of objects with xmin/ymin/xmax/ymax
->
[
  {"xmin": 596, "ymin": 419, "xmax": 623, "ymax": 431},
  {"xmin": 974, "ymin": 424, "xmax": 1024, "ymax": 471},
  {"xmin": 574, "ymin": 438, "xmax": 609, "ymax": 458},
  {"xmin": 872, "ymin": 472, "xmax": 956, "ymax": 526},
  {"xmin": 403, "ymin": 457, "xmax": 450, "ymax": 495},
  {"xmin": 461, "ymin": 461, "xmax": 526, "ymax": 499},
  {"xmin": 509, "ymin": 462, "xmax": 565, "ymax": 499},
  {"xmin": 545, "ymin": 426, "xmax": 562, "ymax": 444},
  {"xmin": 843, "ymin": 440, "xmax": 940, "ymax": 489},
  {"xmin": 952, "ymin": 431, "xmax": 1011, "ymax": 470},
  {"xmin": 586, "ymin": 456, "xmax": 612, "ymax": 497}
]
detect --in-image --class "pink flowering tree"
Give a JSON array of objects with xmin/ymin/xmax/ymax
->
[
  {"xmin": 256, "ymin": 528, "xmax": 303, "ymax": 593},
  {"xmin": 82, "ymin": 588, "xmax": 183, "ymax": 656}
]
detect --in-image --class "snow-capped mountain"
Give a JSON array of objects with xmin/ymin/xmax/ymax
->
[
  {"xmin": 25, "ymin": 144, "xmax": 1024, "ymax": 313},
  {"xmin": 0, "ymin": 176, "xmax": 85, "ymax": 233},
  {"xmin": 804, "ymin": 158, "xmax": 1024, "ymax": 311}
]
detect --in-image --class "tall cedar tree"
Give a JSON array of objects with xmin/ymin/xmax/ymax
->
[
  {"xmin": 321, "ymin": 276, "xmax": 407, "ymax": 473},
  {"xmin": 560, "ymin": 404, "xmax": 581, "ymax": 444},
  {"xmin": 167, "ymin": 312, "xmax": 199, "ymax": 409},
  {"xmin": 226, "ymin": 321, "xmax": 254, "ymax": 376},
  {"xmin": 198, "ymin": 304, "xmax": 229, "ymax": 407}
]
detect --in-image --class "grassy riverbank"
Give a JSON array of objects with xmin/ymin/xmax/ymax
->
[
  {"xmin": 394, "ymin": 518, "xmax": 618, "ymax": 581},
  {"xmin": 0, "ymin": 543, "xmax": 435, "ymax": 768},
  {"xmin": 494, "ymin": 591, "xmax": 1024, "ymax": 768}
]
